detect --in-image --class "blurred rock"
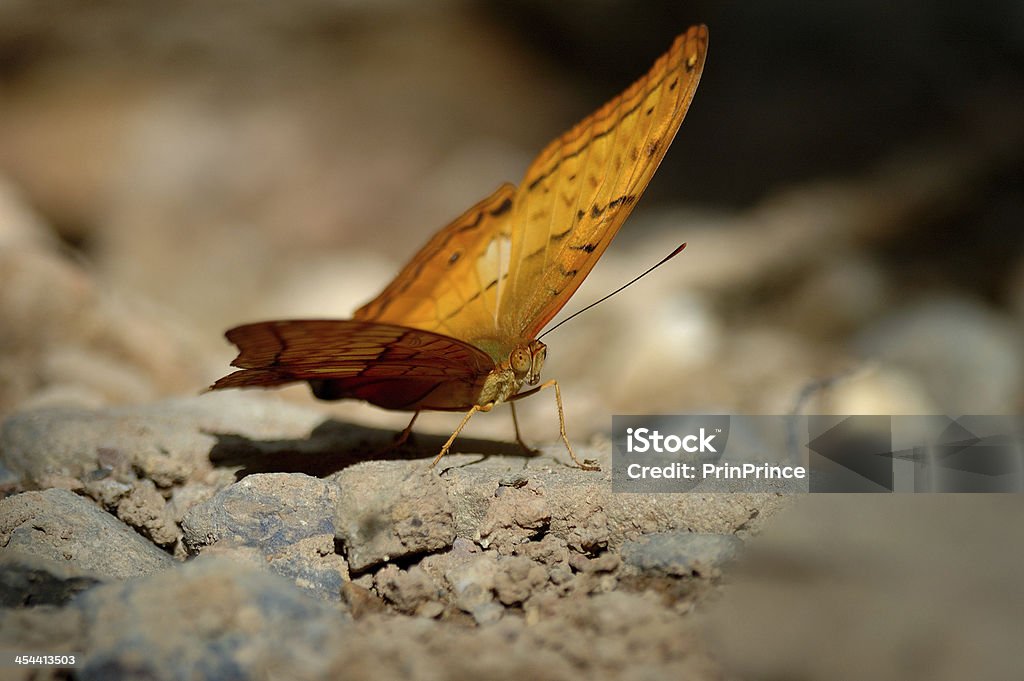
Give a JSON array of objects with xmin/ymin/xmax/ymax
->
[
  {"xmin": 785, "ymin": 255, "xmax": 890, "ymax": 337},
  {"xmin": 814, "ymin": 364, "xmax": 940, "ymax": 414},
  {"xmin": 73, "ymin": 556, "xmax": 350, "ymax": 681},
  {"xmin": 181, "ymin": 473, "xmax": 348, "ymax": 601},
  {"xmin": 0, "ymin": 551, "xmax": 104, "ymax": 607},
  {"xmin": 0, "ymin": 489, "xmax": 173, "ymax": 579},
  {"xmin": 705, "ymin": 495, "xmax": 1024, "ymax": 681},
  {"xmin": 0, "ymin": 605, "xmax": 86, "ymax": 675},
  {"xmin": 0, "ymin": 177, "xmax": 53, "ymax": 249},
  {"xmin": 855, "ymin": 296, "xmax": 1022, "ymax": 413},
  {"xmin": 0, "ymin": 242, "xmax": 216, "ymax": 415},
  {"xmin": 1008, "ymin": 253, "xmax": 1024, "ymax": 324},
  {"xmin": 332, "ymin": 461, "xmax": 455, "ymax": 572},
  {"xmin": 621, "ymin": 532, "xmax": 742, "ymax": 577}
]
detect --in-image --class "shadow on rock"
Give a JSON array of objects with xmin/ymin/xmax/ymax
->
[{"xmin": 207, "ymin": 418, "xmax": 538, "ymax": 479}]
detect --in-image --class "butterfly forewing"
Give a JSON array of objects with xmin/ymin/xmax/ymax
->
[
  {"xmin": 353, "ymin": 184, "xmax": 515, "ymax": 358},
  {"xmin": 502, "ymin": 25, "xmax": 708, "ymax": 340},
  {"xmin": 349, "ymin": 26, "xmax": 707, "ymax": 361}
]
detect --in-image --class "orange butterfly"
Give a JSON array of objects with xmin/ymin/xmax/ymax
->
[{"xmin": 211, "ymin": 26, "xmax": 708, "ymax": 470}]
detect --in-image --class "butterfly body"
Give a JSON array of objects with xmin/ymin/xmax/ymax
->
[{"xmin": 211, "ymin": 26, "xmax": 709, "ymax": 468}]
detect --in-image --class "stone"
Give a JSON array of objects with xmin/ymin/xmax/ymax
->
[
  {"xmin": 181, "ymin": 473, "xmax": 347, "ymax": 601},
  {"xmin": 373, "ymin": 564, "xmax": 445, "ymax": 615},
  {"xmin": 493, "ymin": 555, "xmax": 548, "ymax": 606},
  {"xmin": 855, "ymin": 295, "xmax": 1022, "ymax": 413},
  {"xmin": 73, "ymin": 556, "xmax": 350, "ymax": 681},
  {"xmin": 331, "ymin": 461, "xmax": 454, "ymax": 572},
  {"xmin": 0, "ymin": 551, "xmax": 104, "ymax": 607},
  {"xmin": 621, "ymin": 532, "xmax": 742, "ymax": 577},
  {"xmin": 0, "ymin": 489, "xmax": 173, "ymax": 579},
  {"xmin": 706, "ymin": 496, "xmax": 1024, "ymax": 681}
]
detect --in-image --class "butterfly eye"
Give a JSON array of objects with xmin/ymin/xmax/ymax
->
[{"xmin": 509, "ymin": 347, "xmax": 532, "ymax": 377}]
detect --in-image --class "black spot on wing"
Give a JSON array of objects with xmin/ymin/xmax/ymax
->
[
  {"xmin": 525, "ymin": 63, "xmax": 680, "ymax": 192},
  {"xmin": 551, "ymin": 227, "xmax": 572, "ymax": 242},
  {"xmin": 489, "ymin": 197, "xmax": 513, "ymax": 216}
]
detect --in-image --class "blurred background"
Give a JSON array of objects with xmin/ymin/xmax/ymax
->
[{"xmin": 1, "ymin": 0, "xmax": 1022, "ymax": 442}]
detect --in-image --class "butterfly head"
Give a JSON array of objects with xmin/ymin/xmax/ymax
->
[{"xmin": 510, "ymin": 340, "xmax": 546, "ymax": 387}]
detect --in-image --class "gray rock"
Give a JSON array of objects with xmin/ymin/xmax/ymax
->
[
  {"xmin": 441, "ymin": 453, "xmax": 785, "ymax": 552},
  {"xmin": 0, "ymin": 405, "xmax": 205, "ymax": 489},
  {"xmin": 0, "ymin": 393, "xmax": 326, "ymax": 491},
  {"xmin": 181, "ymin": 473, "xmax": 347, "ymax": 601},
  {"xmin": 0, "ymin": 489, "xmax": 173, "ymax": 579},
  {"xmin": 73, "ymin": 556, "xmax": 350, "ymax": 681},
  {"xmin": 331, "ymin": 461, "xmax": 454, "ymax": 572},
  {"xmin": 622, "ymin": 532, "xmax": 742, "ymax": 577},
  {"xmin": 0, "ymin": 551, "xmax": 104, "ymax": 607}
]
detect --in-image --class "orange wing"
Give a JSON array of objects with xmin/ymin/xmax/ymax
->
[
  {"xmin": 211, "ymin": 320, "xmax": 495, "ymax": 411},
  {"xmin": 354, "ymin": 26, "xmax": 708, "ymax": 360},
  {"xmin": 501, "ymin": 25, "xmax": 708, "ymax": 340},
  {"xmin": 354, "ymin": 184, "xmax": 515, "ymax": 361}
]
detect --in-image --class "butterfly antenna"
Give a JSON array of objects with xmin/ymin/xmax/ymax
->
[{"xmin": 539, "ymin": 243, "xmax": 687, "ymax": 340}]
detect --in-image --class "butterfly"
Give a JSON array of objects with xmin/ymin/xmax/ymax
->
[{"xmin": 211, "ymin": 25, "xmax": 708, "ymax": 470}]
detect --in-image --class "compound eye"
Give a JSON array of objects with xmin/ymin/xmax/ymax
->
[{"xmin": 510, "ymin": 347, "xmax": 531, "ymax": 375}]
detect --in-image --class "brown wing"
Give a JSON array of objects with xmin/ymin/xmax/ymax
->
[
  {"xmin": 501, "ymin": 25, "xmax": 708, "ymax": 340},
  {"xmin": 210, "ymin": 320, "xmax": 495, "ymax": 411},
  {"xmin": 353, "ymin": 183, "xmax": 515, "ymax": 361}
]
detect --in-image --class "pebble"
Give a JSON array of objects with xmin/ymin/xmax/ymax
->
[{"xmin": 621, "ymin": 532, "xmax": 742, "ymax": 577}]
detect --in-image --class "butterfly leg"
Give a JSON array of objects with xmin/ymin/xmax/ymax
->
[
  {"xmin": 509, "ymin": 380, "xmax": 600, "ymax": 471},
  {"xmin": 393, "ymin": 410, "xmax": 421, "ymax": 448},
  {"xmin": 431, "ymin": 404, "xmax": 488, "ymax": 467},
  {"xmin": 509, "ymin": 402, "xmax": 538, "ymax": 456}
]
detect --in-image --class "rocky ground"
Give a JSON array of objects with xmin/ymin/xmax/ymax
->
[{"xmin": 2, "ymin": 3, "xmax": 1024, "ymax": 680}]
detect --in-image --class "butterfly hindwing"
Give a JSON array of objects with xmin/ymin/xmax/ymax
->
[{"xmin": 212, "ymin": 320, "xmax": 495, "ymax": 411}]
